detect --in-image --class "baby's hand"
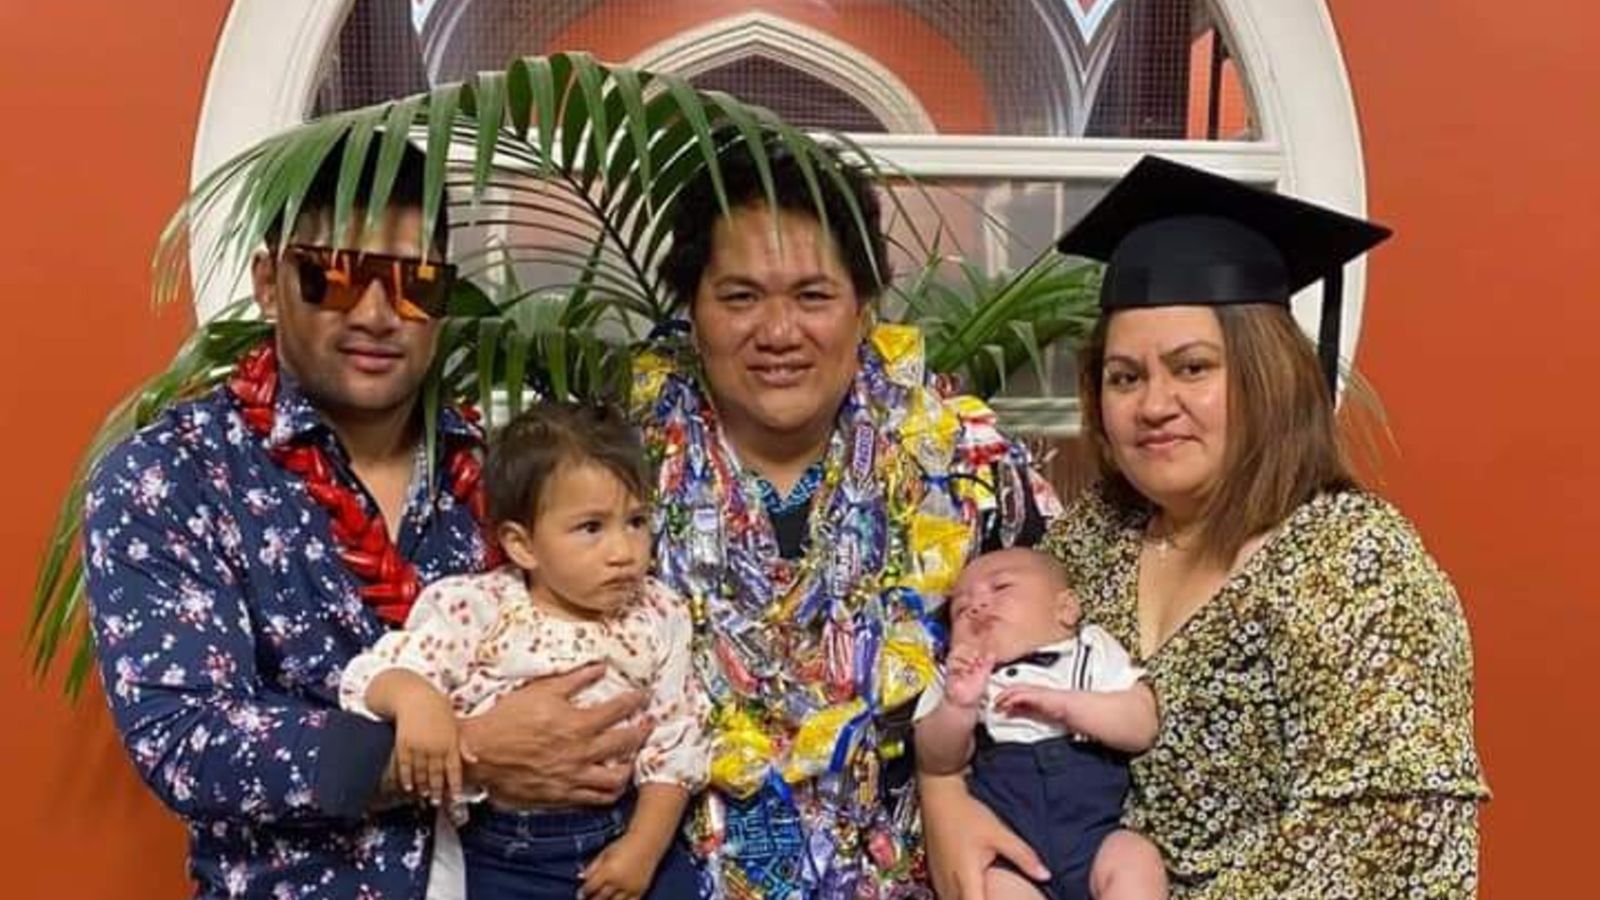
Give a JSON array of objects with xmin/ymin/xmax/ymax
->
[
  {"xmin": 943, "ymin": 646, "xmax": 995, "ymax": 709},
  {"xmin": 393, "ymin": 688, "xmax": 463, "ymax": 807},
  {"xmin": 994, "ymin": 685, "xmax": 1076, "ymax": 726},
  {"xmin": 579, "ymin": 833, "xmax": 658, "ymax": 900}
]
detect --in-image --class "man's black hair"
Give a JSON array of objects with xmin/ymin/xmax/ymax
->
[
  {"xmin": 264, "ymin": 135, "xmax": 448, "ymax": 256},
  {"xmin": 657, "ymin": 130, "xmax": 889, "ymax": 307}
]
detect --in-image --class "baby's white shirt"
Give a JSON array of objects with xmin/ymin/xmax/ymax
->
[{"xmin": 913, "ymin": 624, "xmax": 1145, "ymax": 744}]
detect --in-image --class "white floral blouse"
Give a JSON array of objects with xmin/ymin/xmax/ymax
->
[{"xmin": 341, "ymin": 565, "xmax": 709, "ymax": 791}]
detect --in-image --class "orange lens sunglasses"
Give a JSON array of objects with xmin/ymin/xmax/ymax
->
[{"xmin": 287, "ymin": 244, "xmax": 457, "ymax": 322}]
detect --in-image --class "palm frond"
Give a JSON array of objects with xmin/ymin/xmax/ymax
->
[
  {"xmin": 28, "ymin": 311, "xmax": 271, "ymax": 696},
  {"xmin": 913, "ymin": 252, "xmax": 1102, "ymax": 397},
  {"xmin": 28, "ymin": 51, "xmax": 1102, "ymax": 696}
]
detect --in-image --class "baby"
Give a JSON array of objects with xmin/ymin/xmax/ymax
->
[
  {"xmin": 340, "ymin": 402, "xmax": 706, "ymax": 900},
  {"xmin": 915, "ymin": 548, "xmax": 1166, "ymax": 900}
]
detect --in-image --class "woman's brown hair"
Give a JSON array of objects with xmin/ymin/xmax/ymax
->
[{"xmin": 1077, "ymin": 303, "xmax": 1356, "ymax": 565}]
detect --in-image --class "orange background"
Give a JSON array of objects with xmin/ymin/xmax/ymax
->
[{"xmin": 1, "ymin": 1, "xmax": 1594, "ymax": 895}]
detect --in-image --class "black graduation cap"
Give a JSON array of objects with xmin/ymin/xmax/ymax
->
[{"xmin": 1054, "ymin": 155, "xmax": 1392, "ymax": 391}]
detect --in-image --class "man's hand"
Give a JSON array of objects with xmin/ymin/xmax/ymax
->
[{"xmin": 458, "ymin": 663, "xmax": 650, "ymax": 807}]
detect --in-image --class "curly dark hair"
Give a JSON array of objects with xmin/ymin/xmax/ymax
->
[{"xmin": 657, "ymin": 129, "xmax": 890, "ymax": 308}]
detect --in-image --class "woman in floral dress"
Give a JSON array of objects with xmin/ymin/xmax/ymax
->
[{"xmin": 923, "ymin": 157, "xmax": 1488, "ymax": 898}]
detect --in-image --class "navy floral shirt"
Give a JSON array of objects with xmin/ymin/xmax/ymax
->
[{"xmin": 85, "ymin": 372, "xmax": 489, "ymax": 899}]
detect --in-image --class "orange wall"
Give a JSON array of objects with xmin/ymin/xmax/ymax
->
[
  {"xmin": 0, "ymin": 1, "xmax": 228, "ymax": 892},
  {"xmin": 1331, "ymin": 2, "xmax": 1600, "ymax": 894},
  {"xmin": 1, "ymin": 2, "xmax": 1595, "ymax": 896}
]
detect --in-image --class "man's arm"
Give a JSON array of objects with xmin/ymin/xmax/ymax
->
[{"xmin": 85, "ymin": 441, "xmax": 392, "ymax": 826}]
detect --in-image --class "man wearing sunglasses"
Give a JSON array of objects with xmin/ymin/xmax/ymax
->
[{"xmin": 85, "ymin": 140, "xmax": 650, "ymax": 900}]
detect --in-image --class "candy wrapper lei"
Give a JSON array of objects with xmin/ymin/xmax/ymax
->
[{"xmin": 633, "ymin": 324, "xmax": 1039, "ymax": 899}]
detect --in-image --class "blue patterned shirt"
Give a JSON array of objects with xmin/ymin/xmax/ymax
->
[{"xmin": 85, "ymin": 372, "xmax": 489, "ymax": 899}]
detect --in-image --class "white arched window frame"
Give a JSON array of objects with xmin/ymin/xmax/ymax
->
[
  {"xmin": 193, "ymin": 0, "xmax": 1371, "ymax": 434},
  {"xmin": 628, "ymin": 11, "xmax": 937, "ymax": 134}
]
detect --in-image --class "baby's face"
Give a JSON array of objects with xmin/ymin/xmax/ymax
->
[{"xmin": 948, "ymin": 549, "xmax": 1080, "ymax": 661}]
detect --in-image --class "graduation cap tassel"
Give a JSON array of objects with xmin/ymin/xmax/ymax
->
[{"xmin": 1318, "ymin": 267, "xmax": 1344, "ymax": 398}]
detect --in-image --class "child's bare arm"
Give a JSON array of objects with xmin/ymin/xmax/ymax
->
[
  {"xmin": 365, "ymin": 668, "xmax": 439, "ymax": 719},
  {"xmin": 995, "ymin": 681, "xmax": 1160, "ymax": 753},
  {"xmin": 579, "ymin": 783, "xmax": 689, "ymax": 900},
  {"xmin": 622, "ymin": 782, "xmax": 689, "ymax": 860},
  {"xmin": 914, "ymin": 648, "xmax": 994, "ymax": 775},
  {"xmin": 915, "ymin": 700, "xmax": 982, "ymax": 775},
  {"xmin": 365, "ymin": 669, "xmax": 464, "ymax": 805},
  {"xmin": 340, "ymin": 578, "xmax": 498, "ymax": 808}
]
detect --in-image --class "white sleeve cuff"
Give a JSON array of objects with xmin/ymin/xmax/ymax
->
[
  {"xmin": 337, "ymin": 649, "xmax": 440, "ymax": 721},
  {"xmin": 337, "ymin": 651, "xmax": 393, "ymax": 721}
]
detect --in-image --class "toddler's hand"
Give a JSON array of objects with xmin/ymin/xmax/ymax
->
[
  {"xmin": 393, "ymin": 688, "xmax": 463, "ymax": 807},
  {"xmin": 579, "ymin": 833, "xmax": 658, "ymax": 900}
]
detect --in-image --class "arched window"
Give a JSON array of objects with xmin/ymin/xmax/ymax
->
[
  {"xmin": 196, "ymin": 0, "xmax": 1371, "ymax": 437},
  {"xmin": 374, "ymin": 1, "xmax": 1254, "ymax": 141},
  {"xmin": 689, "ymin": 57, "xmax": 889, "ymax": 134}
]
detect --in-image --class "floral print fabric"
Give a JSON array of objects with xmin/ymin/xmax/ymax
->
[
  {"xmin": 85, "ymin": 378, "xmax": 489, "ymax": 899},
  {"xmin": 1041, "ymin": 488, "xmax": 1489, "ymax": 898}
]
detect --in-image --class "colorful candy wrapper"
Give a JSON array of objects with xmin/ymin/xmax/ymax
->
[
  {"xmin": 823, "ymin": 617, "xmax": 857, "ymax": 702},
  {"xmin": 874, "ymin": 621, "xmax": 937, "ymax": 710},
  {"xmin": 782, "ymin": 698, "xmax": 868, "ymax": 785},
  {"xmin": 902, "ymin": 512, "xmax": 969, "ymax": 599},
  {"xmin": 867, "ymin": 829, "xmax": 903, "ymax": 873},
  {"xmin": 690, "ymin": 791, "xmax": 728, "ymax": 857},
  {"xmin": 628, "ymin": 348, "xmax": 674, "ymax": 418},
  {"xmin": 870, "ymin": 323, "xmax": 924, "ymax": 387},
  {"xmin": 950, "ymin": 395, "xmax": 1011, "ymax": 469},
  {"xmin": 900, "ymin": 388, "xmax": 959, "ymax": 470},
  {"xmin": 711, "ymin": 708, "xmax": 776, "ymax": 798}
]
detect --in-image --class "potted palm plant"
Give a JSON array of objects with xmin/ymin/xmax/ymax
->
[{"xmin": 26, "ymin": 51, "xmax": 1100, "ymax": 697}]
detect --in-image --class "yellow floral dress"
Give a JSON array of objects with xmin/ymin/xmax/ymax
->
[{"xmin": 1041, "ymin": 488, "xmax": 1489, "ymax": 898}]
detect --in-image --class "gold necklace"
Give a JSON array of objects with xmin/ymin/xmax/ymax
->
[{"xmin": 1144, "ymin": 515, "xmax": 1197, "ymax": 558}]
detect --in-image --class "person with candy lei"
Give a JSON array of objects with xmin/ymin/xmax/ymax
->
[{"xmin": 633, "ymin": 136, "xmax": 1061, "ymax": 899}]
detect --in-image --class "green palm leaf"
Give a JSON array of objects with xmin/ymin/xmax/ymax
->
[
  {"xmin": 27, "ymin": 51, "xmax": 1101, "ymax": 696},
  {"xmin": 916, "ymin": 252, "xmax": 1102, "ymax": 397}
]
